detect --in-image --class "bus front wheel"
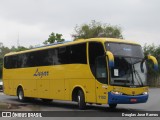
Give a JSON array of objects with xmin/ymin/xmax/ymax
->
[
  {"xmin": 109, "ymin": 104, "xmax": 117, "ymax": 109},
  {"xmin": 17, "ymin": 87, "xmax": 25, "ymax": 102},
  {"xmin": 77, "ymin": 90, "xmax": 86, "ymax": 110}
]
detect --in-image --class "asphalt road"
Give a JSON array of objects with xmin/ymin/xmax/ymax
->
[{"xmin": 0, "ymin": 88, "xmax": 160, "ymax": 120}]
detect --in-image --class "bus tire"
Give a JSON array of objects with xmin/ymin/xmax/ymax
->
[
  {"xmin": 77, "ymin": 90, "xmax": 86, "ymax": 110},
  {"xmin": 109, "ymin": 104, "xmax": 117, "ymax": 109},
  {"xmin": 17, "ymin": 87, "xmax": 25, "ymax": 102}
]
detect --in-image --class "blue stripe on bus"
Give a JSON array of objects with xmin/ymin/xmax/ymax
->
[{"xmin": 108, "ymin": 92, "xmax": 148, "ymax": 104}]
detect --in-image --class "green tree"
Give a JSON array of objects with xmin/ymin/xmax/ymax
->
[
  {"xmin": 0, "ymin": 43, "xmax": 11, "ymax": 78},
  {"xmin": 10, "ymin": 46, "xmax": 28, "ymax": 52},
  {"xmin": 16, "ymin": 46, "xmax": 28, "ymax": 52},
  {"xmin": 43, "ymin": 32, "xmax": 65, "ymax": 44},
  {"xmin": 10, "ymin": 46, "xmax": 17, "ymax": 51},
  {"xmin": 143, "ymin": 44, "xmax": 160, "ymax": 87},
  {"xmin": 0, "ymin": 43, "xmax": 10, "ymax": 58},
  {"xmin": 0, "ymin": 58, "xmax": 3, "ymax": 78},
  {"xmin": 72, "ymin": 20, "xmax": 123, "ymax": 40},
  {"xmin": 0, "ymin": 43, "xmax": 28, "ymax": 78}
]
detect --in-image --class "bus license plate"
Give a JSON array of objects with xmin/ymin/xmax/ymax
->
[{"xmin": 130, "ymin": 99, "xmax": 137, "ymax": 102}]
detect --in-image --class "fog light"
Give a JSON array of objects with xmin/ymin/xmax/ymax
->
[
  {"xmin": 111, "ymin": 91, "xmax": 122, "ymax": 95},
  {"xmin": 143, "ymin": 92, "xmax": 148, "ymax": 95}
]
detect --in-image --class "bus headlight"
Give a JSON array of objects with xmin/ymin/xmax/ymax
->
[
  {"xmin": 143, "ymin": 92, "xmax": 148, "ymax": 95},
  {"xmin": 111, "ymin": 91, "xmax": 123, "ymax": 95}
]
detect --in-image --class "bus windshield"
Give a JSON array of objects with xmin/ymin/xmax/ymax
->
[
  {"xmin": 106, "ymin": 42, "xmax": 147, "ymax": 87},
  {"xmin": 106, "ymin": 42, "xmax": 144, "ymax": 58}
]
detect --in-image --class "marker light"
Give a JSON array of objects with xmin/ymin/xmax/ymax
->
[
  {"xmin": 111, "ymin": 91, "xmax": 123, "ymax": 95},
  {"xmin": 143, "ymin": 92, "xmax": 148, "ymax": 95}
]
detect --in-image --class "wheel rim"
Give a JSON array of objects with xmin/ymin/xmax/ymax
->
[
  {"xmin": 19, "ymin": 90, "xmax": 23, "ymax": 100},
  {"xmin": 78, "ymin": 95, "xmax": 80, "ymax": 106}
]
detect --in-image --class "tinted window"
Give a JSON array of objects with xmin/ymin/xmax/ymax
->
[
  {"xmin": 48, "ymin": 48, "xmax": 59, "ymax": 65},
  {"xmin": 4, "ymin": 55, "xmax": 17, "ymax": 68},
  {"xmin": 58, "ymin": 46, "xmax": 70, "ymax": 64},
  {"xmin": 70, "ymin": 43, "xmax": 87, "ymax": 64},
  {"xmin": 4, "ymin": 43, "xmax": 87, "ymax": 69},
  {"xmin": 89, "ymin": 42, "xmax": 105, "ymax": 77},
  {"xmin": 106, "ymin": 43, "xmax": 144, "ymax": 58},
  {"xmin": 17, "ymin": 53, "xmax": 29, "ymax": 67},
  {"xmin": 96, "ymin": 56, "xmax": 108, "ymax": 84}
]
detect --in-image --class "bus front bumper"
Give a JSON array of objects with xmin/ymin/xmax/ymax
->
[{"xmin": 108, "ymin": 92, "xmax": 148, "ymax": 104}]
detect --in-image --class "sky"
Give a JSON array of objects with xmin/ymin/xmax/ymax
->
[{"xmin": 0, "ymin": 0, "xmax": 160, "ymax": 48}]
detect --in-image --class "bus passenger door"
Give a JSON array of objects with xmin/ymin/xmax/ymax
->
[{"xmin": 95, "ymin": 56, "xmax": 108, "ymax": 104}]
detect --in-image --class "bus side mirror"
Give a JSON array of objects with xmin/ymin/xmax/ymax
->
[
  {"xmin": 106, "ymin": 51, "xmax": 114, "ymax": 68},
  {"xmin": 148, "ymin": 55, "xmax": 158, "ymax": 71},
  {"xmin": 141, "ymin": 55, "xmax": 158, "ymax": 73}
]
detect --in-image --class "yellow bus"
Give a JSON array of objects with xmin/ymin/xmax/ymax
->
[{"xmin": 3, "ymin": 38, "xmax": 158, "ymax": 109}]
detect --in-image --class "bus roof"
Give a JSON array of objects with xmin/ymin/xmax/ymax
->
[{"xmin": 5, "ymin": 38, "xmax": 140, "ymax": 56}]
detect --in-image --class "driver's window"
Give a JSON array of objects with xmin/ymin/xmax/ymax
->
[{"xmin": 96, "ymin": 56, "xmax": 108, "ymax": 84}]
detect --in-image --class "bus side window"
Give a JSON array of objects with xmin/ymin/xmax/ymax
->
[
  {"xmin": 70, "ymin": 43, "xmax": 87, "ymax": 64},
  {"xmin": 58, "ymin": 46, "xmax": 70, "ymax": 64},
  {"xmin": 95, "ymin": 56, "xmax": 108, "ymax": 84},
  {"xmin": 89, "ymin": 42, "xmax": 107, "ymax": 83},
  {"xmin": 4, "ymin": 55, "xmax": 17, "ymax": 69}
]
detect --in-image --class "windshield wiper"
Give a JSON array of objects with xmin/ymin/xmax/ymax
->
[
  {"xmin": 124, "ymin": 69, "xmax": 132, "ymax": 85},
  {"xmin": 133, "ymin": 66, "xmax": 143, "ymax": 86}
]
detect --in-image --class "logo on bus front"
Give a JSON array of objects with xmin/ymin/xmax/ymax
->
[{"xmin": 33, "ymin": 68, "xmax": 49, "ymax": 78}]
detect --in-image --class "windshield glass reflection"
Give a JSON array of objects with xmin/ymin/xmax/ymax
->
[{"xmin": 110, "ymin": 57, "xmax": 147, "ymax": 86}]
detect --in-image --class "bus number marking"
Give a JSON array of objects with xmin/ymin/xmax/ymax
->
[
  {"xmin": 98, "ymin": 96, "xmax": 106, "ymax": 99},
  {"xmin": 33, "ymin": 68, "xmax": 49, "ymax": 78}
]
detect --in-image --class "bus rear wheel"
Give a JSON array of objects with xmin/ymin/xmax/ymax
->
[
  {"xmin": 77, "ymin": 90, "xmax": 86, "ymax": 110},
  {"xmin": 17, "ymin": 87, "xmax": 25, "ymax": 102},
  {"xmin": 109, "ymin": 104, "xmax": 117, "ymax": 109}
]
